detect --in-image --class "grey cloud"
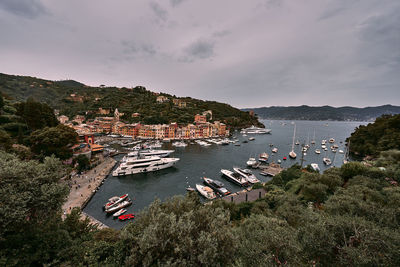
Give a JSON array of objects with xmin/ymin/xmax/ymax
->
[
  {"xmin": 317, "ymin": 6, "xmax": 346, "ymax": 21},
  {"xmin": 212, "ymin": 30, "xmax": 231, "ymax": 38},
  {"xmin": 0, "ymin": 0, "xmax": 47, "ymax": 19},
  {"xmin": 170, "ymin": 0, "xmax": 187, "ymax": 7},
  {"xmin": 149, "ymin": 2, "xmax": 168, "ymax": 22},
  {"xmin": 181, "ymin": 39, "xmax": 215, "ymax": 62},
  {"xmin": 121, "ymin": 40, "xmax": 157, "ymax": 57}
]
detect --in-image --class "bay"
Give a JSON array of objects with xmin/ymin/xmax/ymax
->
[{"xmin": 83, "ymin": 120, "xmax": 367, "ymax": 229}]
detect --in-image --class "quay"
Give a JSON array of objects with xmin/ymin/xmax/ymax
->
[
  {"xmin": 222, "ymin": 188, "xmax": 267, "ymax": 204},
  {"xmin": 62, "ymin": 156, "xmax": 117, "ymax": 228}
]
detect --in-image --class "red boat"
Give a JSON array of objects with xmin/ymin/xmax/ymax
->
[
  {"xmin": 283, "ymin": 157, "xmax": 287, "ymax": 160},
  {"xmin": 119, "ymin": 213, "xmax": 135, "ymax": 221}
]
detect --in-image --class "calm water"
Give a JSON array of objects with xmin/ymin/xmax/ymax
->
[{"xmin": 83, "ymin": 120, "xmax": 367, "ymax": 229}]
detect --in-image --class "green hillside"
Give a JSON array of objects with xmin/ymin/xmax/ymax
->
[{"xmin": 0, "ymin": 73, "xmax": 262, "ymax": 128}]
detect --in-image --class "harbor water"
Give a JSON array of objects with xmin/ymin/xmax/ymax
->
[{"xmin": 83, "ymin": 120, "xmax": 367, "ymax": 229}]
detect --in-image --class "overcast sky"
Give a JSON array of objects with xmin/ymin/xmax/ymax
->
[{"xmin": 0, "ymin": 0, "xmax": 399, "ymax": 108}]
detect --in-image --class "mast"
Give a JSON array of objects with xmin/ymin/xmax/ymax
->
[
  {"xmin": 291, "ymin": 124, "xmax": 296, "ymax": 152},
  {"xmin": 312, "ymin": 128, "xmax": 316, "ymax": 143}
]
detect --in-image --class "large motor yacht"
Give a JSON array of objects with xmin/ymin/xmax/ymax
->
[
  {"xmin": 121, "ymin": 150, "xmax": 175, "ymax": 163},
  {"xmin": 113, "ymin": 156, "xmax": 179, "ymax": 176},
  {"xmin": 240, "ymin": 126, "xmax": 271, "ymax": 134}
]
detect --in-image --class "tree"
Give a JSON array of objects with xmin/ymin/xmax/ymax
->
[
  {"xmin": 121, "ymin": 194, "xmax": 237, "ymax": 266},
  {"xmin": 0, "ymin": 92, "xmax": 4, "ymax": 111},
  {"xmin": 75, "ymin": 154, "xmax": 90, "ymax": 172},
  {"xmin": 29, "ymin": 124, "xmax": 78, "ymax": 160}
]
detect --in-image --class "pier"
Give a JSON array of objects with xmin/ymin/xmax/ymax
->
[
  {"xmin": 62, "ymin": 156, "xmax": 117, "ymax": 227},
  {"xmin": 222, "ymin": 188, "xmax": 267, "ymax": 204}
]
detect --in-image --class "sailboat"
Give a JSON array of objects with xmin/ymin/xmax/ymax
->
[
  {"xmin": 289, "ymin": 124, "xmax": 297, "ymax": 159},
  {"xmin": 311, "ymin": 128, "xmax": 316, "ymax": 144},
  {"xmin": 323, "ymin": 150, "xmax": 331, "ymax": 166}
]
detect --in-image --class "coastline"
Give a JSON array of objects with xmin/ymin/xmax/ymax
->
[{"xmin": 62, "ymin": 156, "xmax": 116, "ymax": 228}]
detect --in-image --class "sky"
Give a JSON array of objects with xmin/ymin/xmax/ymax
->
[{"xmin": 0, "ymin": 0, "xmax": 399, "ymax": 108}]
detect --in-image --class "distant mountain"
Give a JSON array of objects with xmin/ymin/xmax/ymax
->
[
  {"xmin": 242, "ymin": 105, "xmax": 400, "ymax": 121},
  {"xmin": 0, "ymin": 73, "xmax": 263, "ymax": 128}
]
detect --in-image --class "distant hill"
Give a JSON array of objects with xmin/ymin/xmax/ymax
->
[
  {"xmin": 242, "ymin": 105, "xmax": 400, "ymax": 121},
  {"xmin": 0, "ymin": 73, "xmax": 262, "ymax": 128}
]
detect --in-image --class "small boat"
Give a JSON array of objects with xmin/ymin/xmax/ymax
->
[
  {"xmin": 106, "ymin": 200, "xmax": 132, "ymax": 214},
  {"xmin": 272, "ymin": 148, "xmax": 278, "ymax": 153},
  {"xmin": 283, "ymin": 157, "xmax": 287, "ymax": 160},
  {"xmin": 203, "ymin": 177, "xmax": 230, "ymax": 196},
  {"xmin": 338, "ymin": 149, "xmax": 344, "ymax": 154},
  {"xmin": 259, "ymin": 153, "xmax": 269, "ymax": 162},
  {"xmin": 323, "ymin": 157, "xmax": 332, "ymax": 166},
  {"xmin": 269, "ymin": 143, "xmax": 274, "ymax": 147},
  {"xmin": 315, "ymin": 149, "xmax": 321, "ymax": 154},
  {"xmin": 324, "ymin": 147, "xmax": 328, "ymax": 151},
  {"xmin": 289, "ymin": 124, "xmax": 297, "ymax": 159},
  {"xmin": 186, "ymin": 186, "xmax": 195, "ymax": 192},
  {"xmin": 113, "ymin": 209, "xmax": 127, "ymax": 218},
  {"xmin": 242, "ymin": 134, "xmax": 248, "ymax": 137},
  {"xmin": 242, "ymin": 140, "xmax": 248, "ymax": 143},
  {"xmin": 103, "ymin": 194, "xmax": 128, "ymax": 210},
  {"xmin": 311, "ymin": 163, "xmax": 320, "ymax": 171},
  {"xmin": 331, "ymin": 149, "xmax": 337, "ymax": 153},
  {"xmin": 195, "ymin": 184, "xmax": 216, "ymax": 199},
  {"xmin": 248, "ymin": 137, "xmax": 255, "ymax": 141},
  {"xmin": 321, "ymin": 140, "xmax": 327, "ymax": 145},
  {"xmin": 172, "ymin": 141, "xmax": 187, "ymax": 147},
  {"xmin": 246, "ymin": 157, "xmax": 257, "ymax": 166},
  {"xmin": 221, "ymin": 169, "xmax": 249, "ymax": 186},
  {"xmin": 233, "ymin": 167, "xmax": 260, "ymax": 184},
  {"xmin": 295, "ymin": 140, "xmax": 300, "ymax": 145},
  {"xmin": 119, "ymin": 213, "xmax": 134, "ymax": 221},
  {"xmin": 277, "ymin": 159, "xmax": 282, "ymax": 164},
  {"xmin": 234, "ymin": 143, "xmax": 241, "ymax": 146},
  {"xmin": 329, "ymin": 138, "xmax": 335, "ymax": 143}
]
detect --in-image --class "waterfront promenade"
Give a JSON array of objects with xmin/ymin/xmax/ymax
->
[{"xmin": 62, "ymin": 156, "xmax": 116, "ymax": 228}]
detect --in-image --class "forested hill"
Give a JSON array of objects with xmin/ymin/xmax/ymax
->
[
  {"xmin": 243, "ymin": 105, "xmax": 400, "ymax": 121},
  {"xmin": 0, "ymin": 73, "xmax": 262, "ymax": 128}
]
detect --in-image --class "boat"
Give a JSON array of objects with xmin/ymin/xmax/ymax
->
[
  {"xmin": 172, "ymin": 141, "xmax": 187, "ymax": 147},
  {"xmin": 295, "ymin": 140, "xmax": 300, "ymax": 145},
  {"xmin": 338, "ymin": 149, "xmax": 344, "ymax": 154},
  {"xmin": 242, "ymin": 140, "xmax": 248, "ymax": 143},
  {"xmin": 186, "ymin": 186, "xmax": 195, "ymax": 192},
  {"xmin": 246, "ymin": 157, "xmax": 257, "ymax": 166},
  {"xmin": 103, "ymin": 194, "xmax": 128, "ymax": 210},
  {"xmin": 113, "ymin": 209, "xmax": 127, "ymax": 218},
  {"xmin": 242, "ymin": 134, "xmax": 248, "ymax": 137},
  {"xmin": 283, "ymin": 156, "xmax": 287, "ymax": 160},
  {"xmin": 240, "ymin": 126, "xmax": 271, "ymax": 134},
  {"xmin": 323, "ymin": 157, "xmax": 332, "ymax": 166},
  {"xmin": 277, "ymin": 159, "xmax": 282, "ymax": 164},
  {"xmin": 321, "ymin": 139, "xmax": 327, "ymax": 145},
  {"xmin": 203, "ymin": 177, "xmax": 230, "ymax": 196},
  {"xmin": 258, "ymin": 153, "xmax": 269, "ymax": 162},
  {"xmin": 106, "ymin": 200, "xmax": 132, "ymax": 214},
  {"xmin": 248, "ymin": 137, "xmax": 255, "ymax": 141},
  {"xmin": 233, "ymin": 167, "xmax": 260, "ymax": 184},
  {"xmin": 329, "ymin": 138, "xmax": 335, "ymax": 143},
  {"xmin": 289, "ymin": 124, "xmax": 297, "ymax": 159},
  {"xmin": 311, "ymin": 163, "xmax": 320, "ymax": 172},
  {"xmin": 121, "ymin": 150, "xmax": 175, "ymax": 162},
  {"xmin": 220, "ymin": 169, "xmax": 249, "ymax": 186},
  {"xmin": 315, "ymin": 149, "xmax": 321, "ymax": 154},
  {"xmin": 113, "ymin": 156, "xmax": 180, "ymax": 176},
  {"xmin": 311, "ymin": 129, "xmax": 316, "ymax": 144},
  {"xmin": 234, "ymin": 143, "xmax": 241, "ymax": 146},
  {"xmin": 118, "ymin": 213, "xmax": 134, "ymax": 221},
  {"xmin": 195, "ymin": 184, "xmax": 216, "ymax": 199},
  {"xmin": 272, "ymin": 148, "xmax": 278, "ymax": 153}
]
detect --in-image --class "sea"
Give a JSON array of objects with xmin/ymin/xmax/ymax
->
[{"xmin": 83, "ymin": 120, "xmax": 368, "ymax": 229}]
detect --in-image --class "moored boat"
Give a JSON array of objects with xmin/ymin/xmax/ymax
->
[
  {"xmin": 246, "ymin": 157, "xmax": 257, "ymax": 166},
  {"xmin": 221, "ymin": 169, "xmax": 249, "ymax": 186},
  {"xmin": 106, "ymin": 200, "xmax": 132, "ymax": 214},
  {"xmin": 258, "ymin": 153, "xmax": 269, "ymax": 162},
  {"xmin": 103, "ymin": 194, "xmax": 129, "ymax": 210},
  {"xmin": 195, "ymin": 184, "xmax": 216, "ymax": 199},
  {"xmin": 113, "ymin": 209, "xmax": 127, "ymax": 218},
  {"xmin": 233, "ymin": 167, "xmax": 260, "ymax": 184},
  {"xmin": 203, "ymin": 177, "xmax": 230, "ymax": 196},
  {"xmin": 323, "ymin": 157, "xmax": 332, "ymax": 166}
]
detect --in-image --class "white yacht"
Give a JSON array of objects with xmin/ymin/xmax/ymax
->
[
  {"xmin": 289, "ymin": 124, "xmax": 297, "ymax": 159},
  {"xmin": 233, "ymin": 167, "xmax": 260, "ymax": 184},
  {"xmin": 221, "ymin": 169, "xmax": 249, "ymax": 186},
  {"xmin": 240, "ymin": 126, "xmax": 271, "ymax": 134},
  {"xmin": 113, "ymin": 156, "xmax": 180, "ymax": 176},
  {"xmin": 315, "ymin": 149, "xmax": 321, "ymax": 154},
  {"xmin": 323, "ymin": 157, "xmax": 332, "ymax": 166},
  {"xmin": 172, "ymin": 141, "xmax": 187, "ymax": 147},
  {"xmin": 311, "ymin": 163, "xmax": 320, "ymax": 172},
  {"xmin": 195, "ymin": 184, "xmax": 216, "ymax": 200},
  {"xmin": 246, "ymin": 157, "xmax": 257, "ymax": 166},
  {"xmin": 121, "ymin": 150, "xmax": 175, "ymax": 162}
]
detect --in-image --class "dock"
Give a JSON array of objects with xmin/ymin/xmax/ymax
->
[
  {"xmin": 257, "ymin": 162, "xmax": 284, "ymax": 176},
  {"xmin": 62, "ymin": 156, "xmax": 117, "ymax": 228}
]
